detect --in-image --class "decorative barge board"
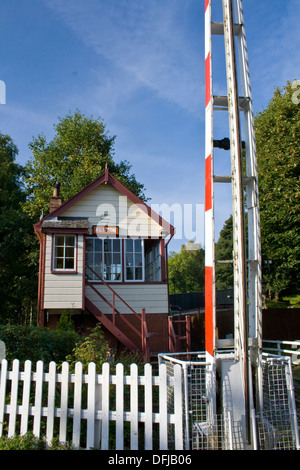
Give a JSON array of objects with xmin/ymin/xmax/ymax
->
[{"xmin": 34, "ymin": 166, "xmax": 175, "ymax": 357}]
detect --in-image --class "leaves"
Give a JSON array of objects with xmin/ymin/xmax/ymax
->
[
  {"xmin": 23, "ymin": 110, "xmax": 147, "ymax": 218},
  {"xmin": 168, "ymin": 242, "xmax": 205, "ymax": 294},
  {"xmin": 255, "ymin": 81, "xmax": 300, "ymax": 295}
]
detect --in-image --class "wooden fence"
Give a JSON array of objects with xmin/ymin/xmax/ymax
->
[{"xmin": 0, "ymin": 359, "xmax": 184, "ymax": 450}]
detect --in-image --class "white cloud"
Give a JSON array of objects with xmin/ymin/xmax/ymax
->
[{"xmin": 44, "ymin": 0, "xmax": 204, "ymax": 117}]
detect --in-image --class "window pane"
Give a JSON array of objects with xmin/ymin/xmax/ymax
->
[
  {"xmin": 126, "ymin": 239, "xmax": 133, "ymax": 252},
  {"xmin": 86, "ymin": 252, "xmax": 93, "ymax": 267},
  {"xmin": 126, "ymin": 267, "xmax": 133, "ymax": 280},
  {"xmin": 104, "ymin": 253, "xmax": 112, "ymax": 266},
  {"xmin": 65, "ymin": 247, "xmax": 74, "ymax": 258},
  {"xmin": 135, "ymin": 253, "xmax": 142, "ymax": 267},
  {"xmin": 94, "ymin": 238, "xmax": 102, "ymax": 252},
  {"xmin": 55, "ymin": 258, "xmax": 64, "ymax": 269},
  {"xmin": 55, "ymin": 247, "xmax": 64, "ymax": 258},
  {"xmin": 135, "ymin": 239, "xmax": 142, "ymax": 252},
  {"xmin": 66, "ymin": 236, "xmax": 75, "ymax": 247},
  {"xmin": 113, "ymin": 239, "xmax": 120, "ymax": 252},
  {"xmin": 113, "ymin": 253, "xmax": 121, "ymax": 265},
  {"xmin": 55, "ymin": 236, "xmax": 65, "ymax": 246},
  {"xmin": 104, "ymin": 239, "xmax": 111, "ymax": 252},
  {"xmin": 135, "ymin": 267, "xmax": 143, "ymax": 280},
  {"xmin": 65, "ymin": 258, "xmax": 74, "ymax": 269},
  {"xmin": 126, "ymin": 253, "xmax": 133, "ymax": 266},
  {"xmin": 86, "ymin": 238, "xmax": 93, "ymax": 251}
]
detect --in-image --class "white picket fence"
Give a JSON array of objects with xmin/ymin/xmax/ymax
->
[{"xmin": 0, "ymin": 359, "xmax": 184, "ymax": 450}]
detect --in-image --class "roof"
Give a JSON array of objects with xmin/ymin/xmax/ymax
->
[
  {"xmin": 41, "ymin": 218, "xmax": 89, "ymax": 233},
  {"xmin": 34, "ymin": 165, "xmax": 175, "ymax": 237}
]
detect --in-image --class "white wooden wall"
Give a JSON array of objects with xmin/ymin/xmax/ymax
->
[
  {"xmin": 44, "ymin": 234, "xmax": 84, "ymax": 310},
  {"xmin": 62, "ymin": 183, "xmax": 163, "ymax": 238},
  {"xmin": 85, "ymin": 283, "xmax": 169, "ymax": 315},
  {"xmin": 0, "ymin": 359, "xmax": 184, "ymax": 450}
]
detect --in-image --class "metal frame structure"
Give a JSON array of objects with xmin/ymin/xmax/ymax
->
[
  {"xmin": 157, "ymin": 0, "xmax": 299, "ymax": 451},
  {"xmin": 204, "ymin": 0, "xmax": 262, "ymax": 444}
]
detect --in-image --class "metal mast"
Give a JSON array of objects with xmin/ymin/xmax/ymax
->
[{"xmin": 204, "ymin": 0, "xmax": 262, "ymax": 445}]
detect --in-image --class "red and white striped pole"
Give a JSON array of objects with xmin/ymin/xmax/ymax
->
[{"xmin": 204, "ymin": 0, "xmax": 215, "ymax": 361}]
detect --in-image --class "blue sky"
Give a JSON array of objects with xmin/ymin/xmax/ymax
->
[{"xmin": 0, "ymin": 0, "xmax": 299, "ymax": 252}]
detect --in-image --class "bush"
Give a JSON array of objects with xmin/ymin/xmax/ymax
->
[
  {"xmin": 0, "ymin": 323, "xmax": 80, "ymax": 366},
  {"xmin": 0, "ymin": 432, "xmax": 45, "ymax": 450}
]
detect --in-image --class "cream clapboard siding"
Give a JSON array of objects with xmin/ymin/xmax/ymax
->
[
  {"xmin": 85, "ymin": 283, "xmax": 169, "ymax": 315},
  {"xmin": 62, "ymin": 183, "xmax": 163, "ymax": 238},
  {"xmin": 44, "ymin": 183, "xmax": 169, "ymax": 314},
  {"xmin": 44, "ymin": 234, "xmax": 84, "ymax": 309}
]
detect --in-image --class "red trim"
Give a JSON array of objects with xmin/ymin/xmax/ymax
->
[
  {"xmin": 205, "ymin": 266, "xmax": 214, "ymax": 356},
  {"xmin": 205, "ymin": 52, "xmax": 211, "ymax": 108},
  {"xmin": 42, "ymin": 227, "xmax": 89, "ymax": 234},
  {"xmin": 205, "ymin": 0, "xmax": 209, "ymax": 12},
  {"xmin": 205, "ymin": 155, "xmax": 212, "ymax": 212},
  {"xmin": 82, "ymin": 235, "xmax": 86, "ymax": 311},
  {"xmin": 160, "ymin": 239, "xmax": 166, "ymax": 282}
]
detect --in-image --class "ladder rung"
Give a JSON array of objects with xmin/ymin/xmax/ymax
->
[
  {"xmin": 213, "ymin": 176, "xmax": 256, "ymax": 184},
  {"xmin": 213, "ymin": 95, "xmax": 250, "ymax": 110},
  {"xmin": 214, "ymin": 175, "xmax": 231, "ymax": 183},
  {"xmin": 211, "ymin": 22, "xmax": 242, "ymax": 36},
  {"xmin": 216, "ymin": 260, "xmax": 233, "ymax": 264}
]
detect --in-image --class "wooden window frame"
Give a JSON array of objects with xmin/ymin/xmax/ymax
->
[{"xmin": 51, "ymin": 234, "xmax": 78, "ymax": 274}]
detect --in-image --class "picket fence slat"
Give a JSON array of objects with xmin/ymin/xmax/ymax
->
[{"xmin": 0, "ymin": 359, "xmax": 183, "ymax": 450}]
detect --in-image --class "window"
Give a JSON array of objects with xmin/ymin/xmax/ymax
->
[
  {"xmin": 125, "ymin": 239, "xmax": 144, "ymax": 281},
  {"xmin": 53, "ymin": 235, "xmax": 76, "ymax": 271},
  {"xmin": 86, "ymin": 237, "xmax": 122, "ymax": 281}
]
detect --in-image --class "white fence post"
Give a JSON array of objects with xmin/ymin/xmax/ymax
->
[
  {"xmin": 33, "ymin": 360, "xmax": 44, "ymax": 439},
  {"xmin": 130, "ymin": 363, "xmax": 139, "ymax": 450},
  {"xmin": 101, "ymin": 362, "xmax": 110, "ymax": 450},
  {"xmin": 115, "ymin": 363, "xmax": 124, "ymax": 450},
  {"xmin": 72, "ymin": 361, "xmax": 83, "ymax": 449},
  {"xmin": 0, "ymin": 359, "xmax": 8, "ymax": 437},
  {"xmin": 20, "ymin": 360, "xmax": 32, "ymax": 436},
  {"xmin": 59, "ymin": 361, "xmax": 69, "ymax": 444}
]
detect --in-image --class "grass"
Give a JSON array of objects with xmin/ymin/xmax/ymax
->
[{"xmin": 266, "ymin": 294, "xmax": 300, "ymax": 309}]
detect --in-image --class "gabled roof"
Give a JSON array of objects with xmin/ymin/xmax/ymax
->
[{"xmin": 34, "ymin": 165, "xmax": 175, "ymax": 237}]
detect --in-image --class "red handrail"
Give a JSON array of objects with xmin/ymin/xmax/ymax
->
[{"xmin": 86, "ymin": 264, "xmax": 150, "ymax": 360}]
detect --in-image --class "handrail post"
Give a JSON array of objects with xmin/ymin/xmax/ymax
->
[{"xmin": 113, "ymin": 293, "xmax": 116, "ymax": 324}]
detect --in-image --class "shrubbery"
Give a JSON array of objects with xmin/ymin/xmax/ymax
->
[{"xmin": 0, "ymin": 320, "xmax": 80, "ymax": 367}]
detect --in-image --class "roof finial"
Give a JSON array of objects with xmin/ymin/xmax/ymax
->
[{"xmin": 104, "ymin": 163, "xmax": 109, "ymax": 183}]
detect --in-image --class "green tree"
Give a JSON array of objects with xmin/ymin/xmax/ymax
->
[
  {"xmin": 0, "ymin": 133, "xmax": 37, "ymax": 322},
  {"xmin": 24, "ymin": 110, "xmax": 147, "ymax": 218},
  {"xmin": 168, "ymin": 242, "xmax": 205, "ymax": 294},
  {"xmin": 255, "ymin": 82, "xmax": 300, "ymax": 297},
  {"xmin": 215, "ymin": 215, "xmax": 234, "ymax": 290}
]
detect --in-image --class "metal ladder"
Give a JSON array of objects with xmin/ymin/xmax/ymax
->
[{"xmin": 204, "ymin": 0, "xmax": 262, "ymax": 438}]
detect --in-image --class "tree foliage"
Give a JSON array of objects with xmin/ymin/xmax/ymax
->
[
  {"xmin": 215, "ymin": 215, "xmax": 234, "ymax": 290},
  {"xmin": 0, "ymin": 133, "xmax": 37, "ymax": 322},
  {"xmin": 24, "ymin": 110, "xmax": 147, "ymax": 218},
  {"xmin": 255, "ymin": 82, "xmax": 300, "ymax": 296},
  {"xmin": 168, "ymin": 242, "xmax": 205, "ymax": 294}
]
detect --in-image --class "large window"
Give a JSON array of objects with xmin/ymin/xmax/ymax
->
[
  {"xmin": 86, "ymin": 237, "xmax": 122, "ymax": 281},
  {"xmin": 125, "ymin": 239, "xmax": 144, "ymax": 281},
  {"xmin": 53, "ymin": 235, "xmax": 76, "ymax": 271}
]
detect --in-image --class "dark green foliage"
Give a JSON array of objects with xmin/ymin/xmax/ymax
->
[
  {"xmin": 255, "ymin": 82, "xmax": 300, "ymax": 297},
  {"xmin": 215, "ymin": 215, "xmax": 234, "ymax": 290},
  {"xmin": 0, "ymin": 324, "xmax": 80, "ymax": 367},
  {"xmin": 0, "ymin": 132, "xmax": 37, "ymax": 323},
  {"xmin": 168, "ymin": 242, "xmax": 205, "ymax": 294}
]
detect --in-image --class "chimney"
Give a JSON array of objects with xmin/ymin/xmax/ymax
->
[{"xmin": 49, "ymin": 181, "xmax": 62, "ymax": 213}]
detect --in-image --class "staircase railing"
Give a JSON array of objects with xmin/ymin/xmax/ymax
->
[
  {"xmin": 85, "ymin": 264, "xmax": 150, "ymax": 360},
  {"xmin": 168, "ymin": 315, "xmax": 191, "ymax": 353}
]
